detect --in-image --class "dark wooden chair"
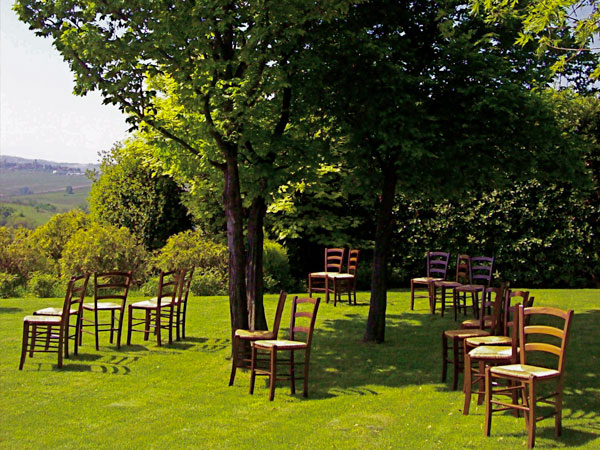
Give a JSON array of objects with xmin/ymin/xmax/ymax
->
[
  {"xmin": 433, "ymin": 254, "xmax": 470, "ymax": 319},
  {"xmin": 127, "ymin": 270, "xmax": 179, "ymax": 347},
  {"xmin": 174, "ymin": 267, "xmax": 194, "ymax": 340},
  {"xmin": 329, "ymin": 249, "xmax": 360, "ymax": 306},
  {"xmin": 441, "ymin": 285, "xmax": 505, "ymax": 391},
  {"xmin": 19, "ymin": 274, "xmax": 89, "ymax": 369},
  {"xmin": 460, "ymin": 284, "xmax": 506, "ymax": 332},
  {"xmin": 454, "ymin": 256, "xmax": 494, "ymax": 319},
  {"xmin": 463, "ymin": 302, "xmax": 520, "ymax": 415},
  {"xmin": 33, "ymin": 273, "xmax": 91, "ymax": 356},
  {"xmin": 308, "ymin": 248, "xmax": 345, "ymax": 304},
  {"xmin": 484, "ymin": 305, "xmax": 574, "ymax": 448},
  {"xmin": 80, "ymin": 271, "xmax": 132, "ymax": 350},
  {"xmin": 410, "ymin": 251, "xmax": 450, "ymax": 313},
  {"xmin": 249, "ymin": 296, "xmax": 320, "ymax": 401},
  {"xmin": 229, "ymin": 291, "xmax": 287, "ymax": 386}
]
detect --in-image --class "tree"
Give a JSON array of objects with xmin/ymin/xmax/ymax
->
[
  {"xmin": 471, "ymin": 0, "xmax": 600, "ymax": 78},
  {"xmin": 300, "ymin": 0, "xmax": 586, "ymax": 342},
  {"xmin": 89, "ymin": 141, "xmax": 192, "ymax": 250},
  {"xmin": 15, "ymin": 0, "xmax": 354, "ymax": 333}
]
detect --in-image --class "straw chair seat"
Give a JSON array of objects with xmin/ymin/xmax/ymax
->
[{"xmin": 490, "ymin": 363, "xmax": 560, "ymax": 380}]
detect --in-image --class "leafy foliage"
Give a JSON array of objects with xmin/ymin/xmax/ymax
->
[
  {"xmin": 29, "ymin": 209, "xmax": 89, "ymax": 261},
  {"xmin": 0, "ymin": 272, "xmax": 20, "ymax": 298},
  {"xmin": 26, "ymin": 272, "xmax": 59, "ymax": 298}
]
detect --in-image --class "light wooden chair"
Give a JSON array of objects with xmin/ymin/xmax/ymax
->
[
  {"xmin": 308, "ymin": 248, "xmax": 345, "ymax": 304},
  {"xmin": 329, "ymin": 249, "xmax": 360, "ymax": 306},
  {"xmin": 484, "ymin": 305, "xmax": 574, "ymax": 448},
  {"xmin": 19, "ymin": 275, "xmax": 89, "ymax": 369},
  {"xmin": 249, "ymin": 296, "xmax": 320, "ymax": 401}
]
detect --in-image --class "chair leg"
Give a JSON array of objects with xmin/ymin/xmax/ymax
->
[
  {"xmin": 410, "ymin": 280, "xmax": 415, "ymax": 310},
  {"xmin": 303, "ymin": 350, "xmax": 311, "ymax": 398},
  {"xmin": 94, "ymin": 309, "xmax": 100, "ymax": 351},
  {"xmin": 476, "ymin": 360, "xmax": 486, "ymax": 405},
  {"xmin": 57, "ymin": 327, "xmax": 63, "ymax": 369},
  {"xmin": 555, "ymin": 382, "xmax": 563, "ymax": 437},
  {"xmin": 269, "ymin": 348, "xmax": 277, "ymax": 401},
  {"xmin": 249, "ymin": 345, "xmax": 257, "ymax": 395},
  {"xmin": 117, "ymin": 308, "xmax": 125, "ymax": 349},
  {"xmin": 463, "ymin": 351, "xmax": 472, "ymax": 415},
  {"xmin": 289, "ymin": 350, "xmax": 295, "ymax": 395},
  {"xmin": 182, "ymin": 303, "xmax": 187, "ymax": 339},
  {"xmin": 441, "ymin": 333, "xmax": 448, "ymax": 382},
  {"xmin": 484, "ymin": 367, "xmax": 492, "ymax": 436},
  {"xmin": 175, "ymin": 304, "xmax": 181, "ymax": 341},
  {"xmin": 452, "ymin": 337, "xmax": 460, "ymax": 391},
  {"xmin": 527, "ymin": 381, "xmax": 536, "ymax": 449},
  {"xmin": 144, "ymin": 310, "xmax": 151, "ymax": 341},
  {"xmin": 156, "ymin": 308, "xmax": 162, "ymax": 347},
  {"xmin": 127, "ymin": 306, "xmax": 133, "ymax": 345},
  {"xmin": 229, "ymin": 337, "xmax": 239, "ymax": 386},
  {"xmin": 19, "ymin": 321, "xmax": 30, "ymax": 370}
]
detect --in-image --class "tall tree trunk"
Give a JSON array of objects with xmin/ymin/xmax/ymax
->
[
  {"xmin": 222, "ymin": 155, "xmax": 249, "ymax": 334},
  {"xmin": 364, "ymin": 167, "xmax": 398, "ymax": 343},
  {"xmin": 246, "ymin": 195, "xmax": 268, "ymax": 331}
]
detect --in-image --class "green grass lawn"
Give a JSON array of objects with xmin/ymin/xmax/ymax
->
[{"xmin": 0, "ymin": 289, "xmax": 598, "ymax": 449}]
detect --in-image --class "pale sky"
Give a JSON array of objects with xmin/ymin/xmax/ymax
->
[{"xmin": 0, "ymin": 1, "xmax": 130, "ymax": 164}]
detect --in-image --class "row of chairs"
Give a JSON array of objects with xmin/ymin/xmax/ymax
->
[
  {"xmin": 411, "ymin": 252, "xmax": 494, "ymax": 319},
  {"xmin": 229, "ymin": 292, "xmax": 321, "ymax": 401},
  {"xmin": 441, "ymin": 284, "xmax": 574, "ymax": 448},
  {"xmin": 19, "ymin": 268, "xmax": 194, "ymax": 370}
]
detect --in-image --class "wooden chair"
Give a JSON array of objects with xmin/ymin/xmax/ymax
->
[
  {"xmin": 460, "ymin": 284, "xmax": 506, "ymax": 332},
  {"xmin": 127, "ymin": 270, "xmax": 179, "ymax": 347},
  {"xmin": 33, "ymin": 274, "xmax": 91, "ymax": 356},
  {"xmin": 174, "ymin": 267, "xmax": 194, "ymax": 340},
  {"xmin": 80, "ymin": 271, "xmax": 132, "ymax": 350},
  {"xmin": 454, "ymin": 256, "xmax": 494, "ymax": 319},
  {"xmin": 308, "ymin": 248, "xmax": 345, "ymax": 304},
  {"xmin": 329, "ymin": 249, "xmax": 360, "ymax": 306},
  {"xmin": 410, "ymin": 251, "xmax": 450, "ymax": 313},
  {"xmin": 249, "ymin": 296, "xmax": 320, "ymax": 401},
  {"xmin": 229, "ymin": 291, "xmax": 287, "ymax": 386},
  {"xmin": 463, "ymin": 303, "xmax": 520, "ymax": 415},
  {"xmin": 433, "ymin": 254, "xmax": 470, "ymax": 319},
  {"xmin": 19, "ymin": 275, "xmax": 89, "ymax": 369},
  {"xmin": 484, "ymin": 305, "xmax": 574, "ymax": 448},
  {"xmin": 441, "ymin": 285, "xmax": 505, "ymax": 390}
]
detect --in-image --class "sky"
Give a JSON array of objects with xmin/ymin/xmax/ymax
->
[{"xmin": 0, "ymin": 1, "xmax": 130, "ymax": 164}]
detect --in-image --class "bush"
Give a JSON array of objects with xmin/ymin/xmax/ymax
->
[
  {"xmin": 190, "ymin": 269, "xmax": 227, "ymax": 296},
  {"xmin": 0, "ymin": 272, "xmax": 20, "ymax": 298},
  {"xmin": 154, "ymin": 229, "xmax": 227, "ymax": 272},
  {"xmin": 263, "ymin": 240, "xmax": 293, "ymax": 293},
  {"xmin": 138, "ymin": 276, "xmax": 159, "ymax": 297},
  {"xmin": 27, "ymin": 272, "xmax": 59, "ymax": 298},
  {"xmin": 0, "ymin": 227, "xmax": 57, "ymax": 279},
  {"xmin": 60, "ymin": 223, "xmax": 149, "ymax": 284}
]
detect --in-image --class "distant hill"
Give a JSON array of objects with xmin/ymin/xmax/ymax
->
[{"xmin": 0, "ymin": 155, "xmax": 99, "ymax": 228}]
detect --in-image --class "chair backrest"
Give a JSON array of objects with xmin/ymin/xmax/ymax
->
[
  {"xmin": 480, "ymin": 284, "xmax": 505, "ymax": 334},
  {"xmin": 271, "ymin": 291, "xmax": 288, "ymax": 336},
  {"xmin": 94, "ymin": 271, "xmax": 132, "ymax": 307},
  {"xmin": 502, "ymin": 290, "xmax": 530, "ymax": 336},
  {"xmin": 289, "ymin": 296, "xmax": 320, "ymax": 346},
  {"xmin": 347, "ymin": 249, "xmax": 360, "ymax": 275},
  {"xmin": 455, "ymin": 254, "xmax": 472, "ymax": 284},
  {"xmin": 156, "ymin": 270, "xmax": 179, "ymax": 307},
  {"xmin": 61, "ymin": 274, "xmax": 90, "ymax": 328},
  {"xmin": 518, "ymin": 305, "xmax": 574, "ymax": 374},
  {"xmin": 470, "ymin": 256, "xmax": 494, "ymax": 287},
  {"xmin": 324, "ymin": 248, "xmax": 345, "ymax": 273},
  {"xmin": 177, "ymin": 267, "xmax": 195, "ymax": 304},
  {"xmin": 426, "ymin": 251, "xmax": 450, "ymax": 279}
]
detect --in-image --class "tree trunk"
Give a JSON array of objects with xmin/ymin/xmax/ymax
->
[
  {"xmin": 222, "ymin": 155, "xmax": 249, "ymax": 334},
  {"xmin": 246, "ymin": 195, "xmax": 268, "ymax": 331},
  {"xmin": 364, "ymin": 167, "xmax": 398, "ymax": 343}
]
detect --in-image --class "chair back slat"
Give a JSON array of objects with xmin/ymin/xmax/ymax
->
[{"xmin": 324, "ymin": 248, "xmax": 345, "ymax": 273}]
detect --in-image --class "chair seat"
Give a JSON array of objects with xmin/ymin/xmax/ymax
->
[
  {"xmin": 490, "ymin": 364, "xmax": 560, "ymax": 380},
  {"xmin": 465, "ymin": 335, "xmax": 511, "ymax": 346},
  {"xmin": 34, "ymin": 306, "xmax": 78, "ymax": 316},
  {"xmin": 309, "ymin": 271, "xmax": 335, "ymax": 278},
  {"xmin": 444, "ymin": 329, "xmax": 490, "ymax": 339},
  {"xmin": 235, "ymin": 329, "xmax": 277, "ymax": 340},
  {"xmin": 461, "ymin": 318, "xmax": 493, "ymax": 329},
  {"xmin": 83, "ymin": 302, "xmax": 122, "ymax": 310},
  {"xmin": 253, "ymin": 339, "xmax": 308, "ymax": 350},
  {"xmin": 469, "ymin": 345, "xmax": 513, "ymax": 360},
  {"xmin": 130, "ymin": 299, "xmax": 174, "ymax": 309},
  {"xmin": 412, "ymin": 276, "xmax": 442, "ymax": 284},
  {"xmin": 328, "ymin": 273, "xmax": 355, "ymax": 280},
  {"xmin": 23, "ymin": 315, "xmax": 61, "ymax": 324},
  {"xmin": 434, "ymin": 280, "xmax": 462, "ymax": 287},
  {"xmin": 455, "ymin": 284, "xmax": 485, "ymax": 292}
]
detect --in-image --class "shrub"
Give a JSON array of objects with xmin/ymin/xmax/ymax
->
[
  {"xmin": 0, "ymin": 272, "xmax": 20, "ymax": 298},
  {"xmin": 263, "ymin": 240, "xmax": 293, "ymax": 293},
  {"xmin": 60, "ymin": 223, "xmax": 149, "ymax": 284},
  {"xmin": 27, "ymin": 272, "xmax": 59, "ymax": 298},
  {"xmin": 0, "ymin": 227, "xmax": 57, "ymax": 279},
  {"xmin": 154, "ymin": 229, "xmax": 227, "ymax": 272},
  {"xmin": 190, "ymin": 269, "xmax": 227, "ymax": 296},
  {"xmin": 138, "ymin": 276, "xmax": 159, "ymax": 297}
]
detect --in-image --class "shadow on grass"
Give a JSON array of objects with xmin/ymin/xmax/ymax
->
[
  {"xmin": 0, "ymin": 307, "xmax": 23, "ymax": 313},
  {"xmin": 309, "ymin": 308, "xmax": 600, "ymax": 430}
]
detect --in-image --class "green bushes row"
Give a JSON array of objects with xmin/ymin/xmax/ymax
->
[{"xmin": 0, "ymin": 212, "xmax": 293, "ymax": 297}]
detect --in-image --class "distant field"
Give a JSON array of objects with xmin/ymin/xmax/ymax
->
[
  {"xmin": 0, "ymin": 186, "xmax": 91, "ymax": 228},
  {"xmin": 0, "ymin": 169, "xmax": 92, "ymax": 198}
]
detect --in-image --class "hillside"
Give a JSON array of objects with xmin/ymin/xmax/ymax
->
[{"xmin": 0, "ymin": 155, "xmax": 98, "ymax": 228}]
